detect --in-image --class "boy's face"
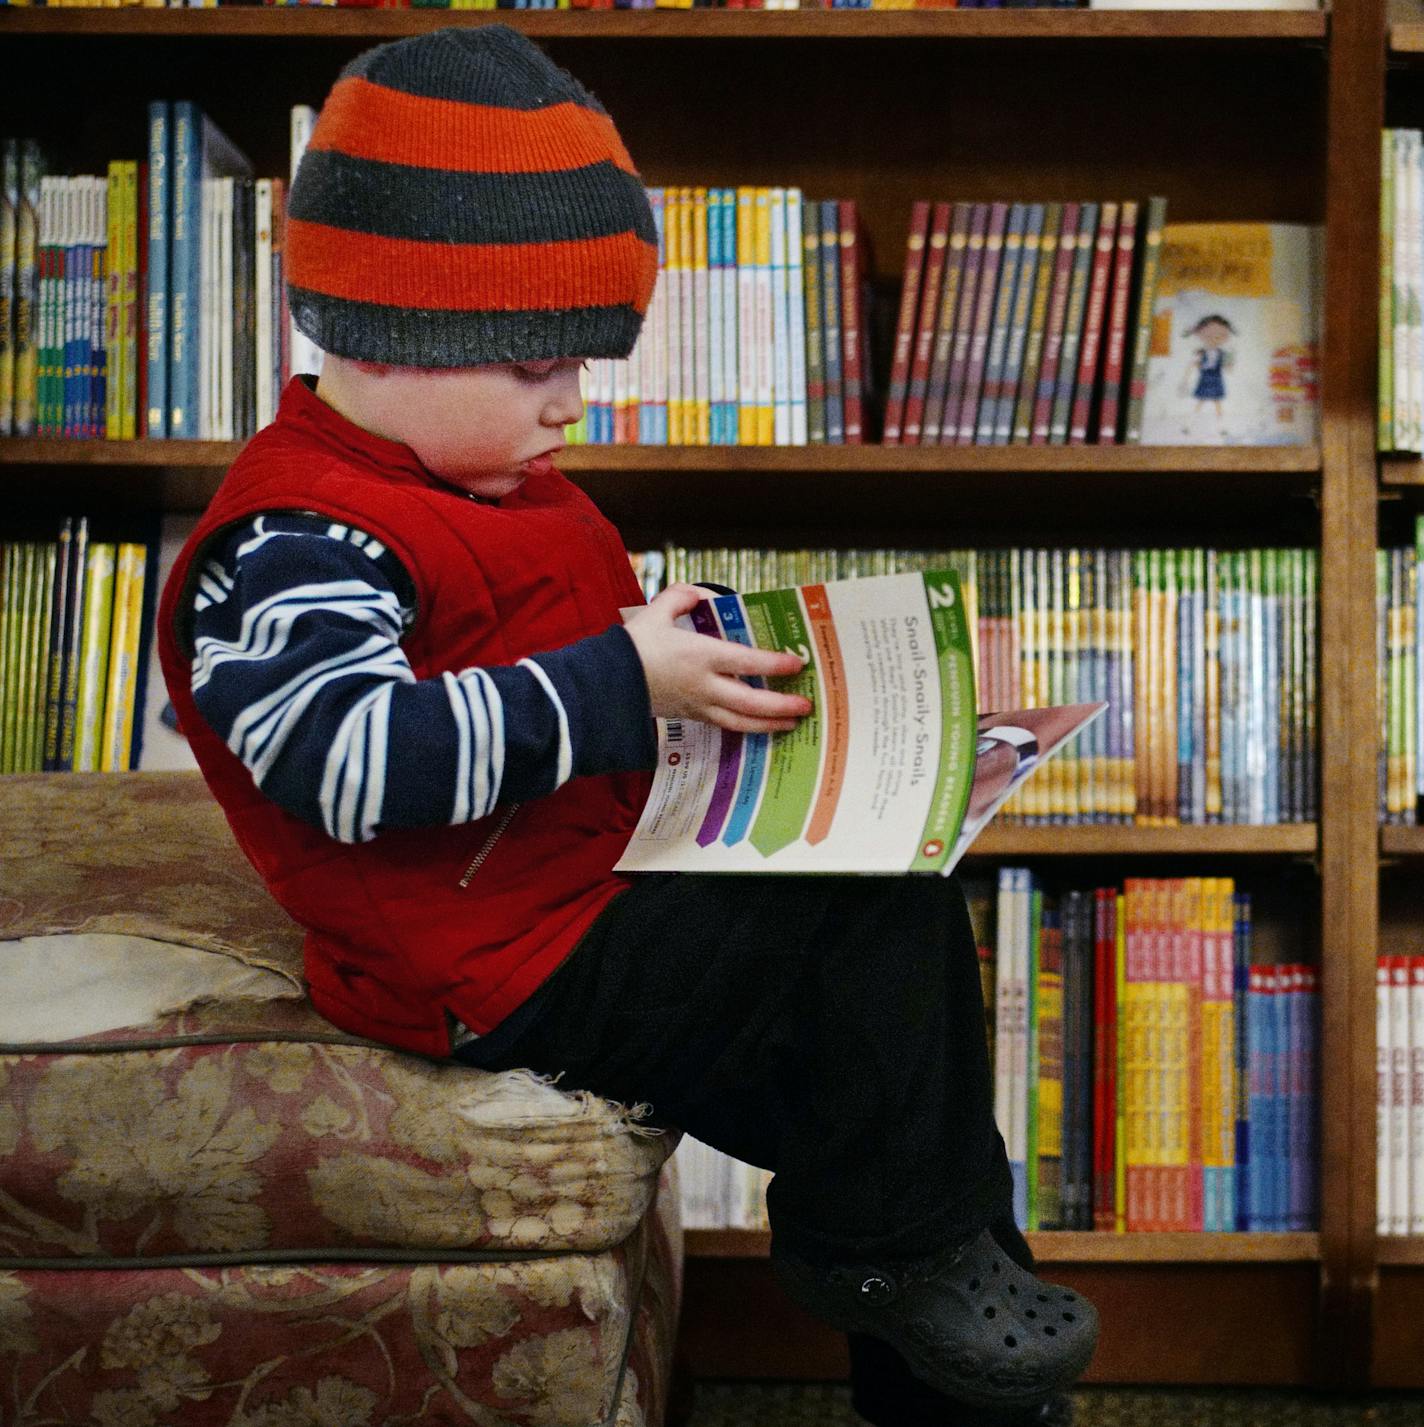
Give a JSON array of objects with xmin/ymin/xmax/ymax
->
[{"xmin": 336, "ymin": 358, "xmax": 587, "ymax": 500}]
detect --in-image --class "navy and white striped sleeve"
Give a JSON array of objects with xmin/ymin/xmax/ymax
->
[{"xmin": 189, "ymin": 514, "xmax": 655, "ymax": 844}]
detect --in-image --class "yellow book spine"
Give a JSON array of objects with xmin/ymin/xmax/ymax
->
[
  {"xmin": 99, "ymin": 542, "xmax": 145, "ymax": 772},
  {"xmin": 677, "ymin": 187, "xmax": 696, "ymax": 447},
  {"xmin": 736, "ymin": 188, "xmax": 756, "ymax": 446},
  {"xmin": 1124, "ymin": 880, "xmax": 1144, "ymax": 1228},
  {"xmin": 1115, "ymin": 888, "xmax": 1128, "ymax": 1233},
  {"xmin": 754, "ymin": 188, "xmax": 774, "ymax": 447},
  {"xmin": 665, "ymin": 188, "xmax": 685, "ymax": 445},
  {"xmin": 119, "ymin": 162, "xmax": 139, "ymax": 440},
  {"xmin": 72, "ymin": 542, "xmax": 115, "ymax": 772},
  {"xmin": 692, "ymin": 185, "xmax": 711, "ymax": 446}
]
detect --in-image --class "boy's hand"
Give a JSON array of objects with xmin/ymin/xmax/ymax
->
[{"xmin": 624, "ymin": 584, "xmax": 814, "ymax": 734}]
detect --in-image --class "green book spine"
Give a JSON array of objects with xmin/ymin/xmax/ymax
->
[
  {"xmin": 1049, "ymin": 203, "xmax": 1100, "ymax": 443},
  {"xmin": 1012, "ymin": 201, "xmax": 1063, "ymax": 445},
  {"xmin": 41, "ymin": 517, "xmax": 73, "ymax": 769},
  {"xmin": 1124, "ymin": 195, "xmax": 1170, "ymax": 444},
  {"xmin": 801, "ymin": 199, "xmax": 825, "ymax": 445}
]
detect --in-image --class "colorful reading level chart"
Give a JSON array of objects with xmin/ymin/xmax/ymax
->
[{"xmin": 617, "ymin": 570, "xmax": 978, "ymax": 875}]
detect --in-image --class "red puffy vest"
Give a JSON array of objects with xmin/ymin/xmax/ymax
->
[{"xmin": 158, "ymin": 378, "xmax": 653, "ymax": 1057}]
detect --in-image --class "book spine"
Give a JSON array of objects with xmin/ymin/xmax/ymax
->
[
  {"xmin": 1050, "ymin": 203, "xmax": 1099, "ymax": 444},
  {"xmin": 786, "ymin": 189, "xmax": 808, "ymax": 446},
  {"xmin": 883, "ymin": 199, "xmax": 931, "ymax": 445},
  {"xmin": 0, "ymin": 139, "xmax": 18, "ymax": 436},
  {"xmin": 939, "ymin": 202, "xmax": 988, "ymax": 444},
  {"xmin": 995, "ymin": 203, "xmax": 1045, "ymax": 445},
  {"xmin": 143, "ymin": 107, "xmax": 169, "ymax": 436},
  {"xmin": 1011, "ymin": 201, "xmax": 1061, "ymax": 445},
  {"xmin": 1096, "ymin": 200, "xmax": 1139, "ymax": 445},
  {"xmin": 753, "ymin": 188, "xmax": 774, "ymax": 446},
  {"xmin": 12, "ymin": 140, "xmax": 42, "ymax": 436},
  {"xmin": 769, "ymin": 187, "xmax": 790, "ymax": 446},
  {"xmin": 1069, "ymin": 200, "xmax": 1118, "ymax": 444},
  {"xmin": 958, "ymin": 201, "xmax": 1008, "ymax": 445},
  {"xmin": 72, "ymin": 541, "xmax": 116, "ymax": 772},
  {"xmin": 801, "ymin": 199, "xmax": 825, "ymax": 443},
  {"xmin": 694, "ymin": 185, "xmax": 713, "ymax": 446},
  {"xmin": 838, "ymin": 201, "xmax": 864, "ymax": 444},
  {"xmin": 1030, "ymin": 200, "xmax": 1079, "ymax": 444},
  {"xmin": 903, "ymin": 201, "xmax": 950, "ymax": 446},
  {"xmin": 1382, "ymin": 131, "xmax": 1397, "ymax": 451},
  {"xmin": 169, "ymin": 102, "xmax": 201, "ymax": 439},
  {"xmin": 1124, "ymin": 195, "xmax": 1169, "ymax": 444},
  {"xmin": 819, "ymin": 199, "xmax": 844, "ymax": 444},
  {"xmin": 705, "ymin": 187, "xmax": 724, "ymax": 445},
  {"xmin": 1390, "ymin": 955, "xmax": 1411, "ymax": 1235},
  {"xmin": 922, "ymin": 202, "xmax": 972, "ymax": 445},
  {"xmin": 1378, "ymin": 955, "xmax": 1393, "ymax": 1234},
  {"xmin": 41, "ymin": 518, "xmax": 73, "ymax": 770},
  {"xmin": 1410, "ymin": 956, "xmax": 1424, "ymax": 1233},
  {"xmin": 977, "ymin": 202, "xmax": 1027, "ymax": 445},
  {"xmin": 54, "ymin": 516, "xmax": 89, "ymax": 772}
]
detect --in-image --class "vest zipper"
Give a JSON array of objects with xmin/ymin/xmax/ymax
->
[{"xmin": 457, "ymin": 803, "xmax": 522, "ymax": 889}]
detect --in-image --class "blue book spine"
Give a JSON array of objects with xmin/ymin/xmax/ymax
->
[
  {"xmin": 1288, "ymin": 965, "xmax": 1306, "ymax": 1230},
  {"xmin": 721, "ymin": 188, "xmax": 738, "ymax": 449},
  {"xmin": 708, "ymin": 189, "xmax": 725, "ymax": 447},
  {"xmin": 994, "ymin": 202, "xmax": 1044, "ymax": 445},
  {"xmin": 1272, "ymin": 965, "xmax": 1290, "ymax": 1231},
  {"xmin": 1303, "ymin": 968, "xmax": 1319, "ymax": 1228},
  {"xmin": 146, "ymin": 101, "xmax": 172, "ymax": 439},
  {"xmin": 1247, "ymin": 965, "xmax": 1268, "ymax": 1231},
  {"xmin": 168, "ymin": 100, "xmax": 202, "ymax": 439},
  {"xmin": 977, "ymin": 202, "xmax": 1026, "ymax": 444},
  {"xmin": 64, "ymin": 191, "xmax": 81, "ymax": 439},
  {"xmin": 1234, "ymin": 893, "xmax": 1252, "ymax": 1230}
]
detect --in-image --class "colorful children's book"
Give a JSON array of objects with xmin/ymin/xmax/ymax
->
[
  {"xmin": 1140, "ymin": 222, "xmax": 1323, "ymax": 446},
  {"xmin": 616, "ymin": 570, "xmax": 1104, "ymax": 876}
]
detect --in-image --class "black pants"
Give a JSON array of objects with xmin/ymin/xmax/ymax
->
[{"xmin": 458, "ymin": 871, "xmax": 1026, "ymax": 1424}]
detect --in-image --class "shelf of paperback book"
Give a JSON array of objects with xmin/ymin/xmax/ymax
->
[
  {"xmin": 0, "ymin": 439, "xmax": 1322, "ymax": 475},
  {"xmin": 685, "ymin": 1229, "xmax": 1322, "ymax": 1263},
  {"xmin": 0, "ymin": 8, "xmax": 1330, "ymax": 43}
]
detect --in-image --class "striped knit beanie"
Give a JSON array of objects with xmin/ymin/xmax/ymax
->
[{"xmin": 286, "ymin": 25, "xmax": 658, "ymax": 368}]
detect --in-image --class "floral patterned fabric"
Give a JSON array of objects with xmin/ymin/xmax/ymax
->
[{"xmin": 0, "ymin": 773, "xmax": 684, "ymax": 1425}]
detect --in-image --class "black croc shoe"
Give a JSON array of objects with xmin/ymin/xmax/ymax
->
[{"xmin": 773, "ymin": 1227, "xmax": 1099, "ymax": 1416}]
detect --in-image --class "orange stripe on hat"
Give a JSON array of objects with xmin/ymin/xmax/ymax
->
[
  {"xmin": 308, "ymin": 76, "xmax": 640, "ymax": 178},
  {"xmin": 288, "ymin": 218, "xmax": 658, "ymax": 314}
]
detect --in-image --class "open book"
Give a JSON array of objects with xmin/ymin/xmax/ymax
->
[{"xmin": 616, "ymin": 570, "xmax": 1104, "ymax": 877}]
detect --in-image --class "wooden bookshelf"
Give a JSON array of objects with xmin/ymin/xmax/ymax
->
[
  {"xmin": 0, "ymin": 8, "xmax": 1329, "ymax": 41},
  {"xmin": 1, "ymin": 0, "xmax": 1401, "ymax": 1394},
  {"xmin": 0, "ymin": 438, "xmax": 1322, "ymax": 475},
  {"xmin": 686, "ymin": 1228, "xmax": 1322, "ymax": 1263}
]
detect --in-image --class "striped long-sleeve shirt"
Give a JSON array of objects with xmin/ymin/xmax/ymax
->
[{"xmin": 189, "ymin": 513, "xmax": 655, "ymax": 844}]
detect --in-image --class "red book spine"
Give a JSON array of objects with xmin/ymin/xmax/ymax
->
[
  {"xmin": 1029, "ymin": 200, "xmax": 1080, "ymax": 445},
  {"xmin": 1069, "ymin": 200, "xmax": 1119, "ymax": 446},
  {"xmin": 1096, "ymin": 199, "xmax": 1139, "ymax": 445},
  {"xmin": 902, "ymin": 202, "xmax": 950, "ymax": 446},
  {"xmin": 838, "ymin": 200, "xmax": 865, "ymax": 445},
  {"xmin": 1092, "ymin": 886, "xmax": 1116, "ymax": 1232},
  {"xmin": 882, "ymin": 200, "xmax": 930, "ymax": 446},
  {"xmin": 1184, "ymin": 880, "xmax": 1205, "ymax": 1233},
  {"xmin": 956, "ymin": 200, "xmax": 1008, "ymax": 445},
  {"xmin": 938, "ymin": 201, "xmax": 988, "ymax": 446}
]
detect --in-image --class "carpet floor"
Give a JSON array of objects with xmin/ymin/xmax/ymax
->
[{"xmin": 684, "ymin": 1383, "xmax": 1424, "ymax": 1427}]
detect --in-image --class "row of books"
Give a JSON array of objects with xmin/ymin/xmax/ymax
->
[
  {"xmin": 0, "ymin": 518, "xmax": 156, "ymax": 775},
  {"xmin": 1381, "ymin": 130, "xmax": 1424, "ymax": 456},
  {"xmin": 674, "ymin": 872, "xmax": 1318, "ymax": 1235},
  {"xmin": 884, "ymin": 197, "xmax": 1165, "ymax": 447},
  {"xmin": 1377, "ymin": 955, "xmax": 1424, "ymax": 1237},
  {"xmin": 0, "ymin": 109, "xmax": 316, "ymax": 441},
  {"xmin": 639, "ymin": 544, "xmax": 1320, "ymax": 827},
  {"xmin": 976, "ymin": 872, "xmax": 1316, "ymax": 1234},
  {"xmin": 567, "ymin": 188, "xmax": 866, "ymax": 446}
]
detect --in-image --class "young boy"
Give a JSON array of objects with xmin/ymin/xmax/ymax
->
[{"xmin": 157, "ymin": 26, "xmax": 1097, "ymax": 1427}]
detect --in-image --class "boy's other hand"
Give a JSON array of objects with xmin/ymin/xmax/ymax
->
[{"xmin": 624, "ymin": 584, "xmax": 814, "ymax": 734}]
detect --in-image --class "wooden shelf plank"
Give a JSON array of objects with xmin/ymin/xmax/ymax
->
[
  {"xmin": 1376, "ymin": 1238, "xmax": 1424, "ymax": 1266},
  {"xmin": 0, "ymin": 438, "xmax": 1323, "ymax": 475},
  {"xmin": 0, "ymin": 9, "xmax": 1329, "ymax": 41},
  {"xmin": 967, "ymin": 824, "xmax": 1317, "ymax": 857},
  {"xmin": 1381, "ymin": 826, "xmax": 1424, "ymax": 856},
  {"xmin": 1380, "ymin": 454, "xmax": 1424, "ymax": 486},
  {"xmin": 685, "ymin": 1228, "xmax": 1322, "ymax": 1263}
]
